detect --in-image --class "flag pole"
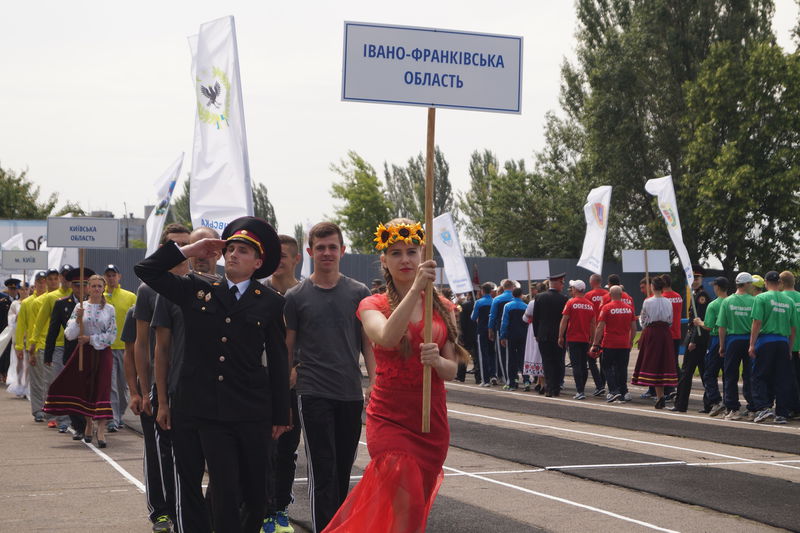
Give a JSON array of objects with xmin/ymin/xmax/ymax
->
[
  {"xmin": 78, "ymin": 249, "xmax": 85, "ymax": 371},
  {"xmin": 422, "ymin": 107, "xmax": 436, "ymax": 433}
]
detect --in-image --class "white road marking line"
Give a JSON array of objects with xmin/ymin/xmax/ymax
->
[
  {"xmin": 546, "ymin": 461, "xmax": 686, "ymax": 470},
  {"xmin": 447, "ymin": 381, "xmax": 800, "ymax": 431},
  {"xmin": 687, "ymin": 459, "xmax": 800, "ymax": 467},
  {"xmin": 447, "ymin": 409, "xmax": 800, "ymax": 471},
  {"xmin": 68, "ymin": 428, "xmax": 146, "ymax": 493},
  {"xmin": 441, "ymin": 465, "xmax": 680, "ymax": 533}
]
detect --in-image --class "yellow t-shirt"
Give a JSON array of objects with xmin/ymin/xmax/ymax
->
[
  {"xmin": 103, "ymin": 286, "xmax": 137, "ymax": 349},
  {"xmin": 31, "ymin": 287, "xmax": 71, "ymax": 349}
]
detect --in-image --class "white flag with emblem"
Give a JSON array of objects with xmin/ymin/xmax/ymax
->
[
  {"xmin": 576, "ymin": 185, "xmax": 612, "ymax": 275},
  {"xmin": 145, "ymin": 154, "xmax": 184, "ymax": 256},
  {"xmin": 644, "ymin": 175, "xmax": 693, "ymax": 287},
  {"xmin": 189, "ymin": 16, "xmax": 253, "ymax": 234},
  {"xmin": 432, "ymin": 212, "xmax": 472, "ymax": 294}
]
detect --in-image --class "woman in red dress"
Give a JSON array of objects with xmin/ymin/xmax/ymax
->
[{"xmin": 324, "ymin": 219, "xmax": 469, "ymax": 533}]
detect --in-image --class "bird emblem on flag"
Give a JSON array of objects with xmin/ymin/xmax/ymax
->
[
  {"xmin": 592, "ymin": 202, "xmax": 605, "ymax": 228},
  {"xmin": 201, "ymin": 82, "xmax": 222, "ymax": 108}
]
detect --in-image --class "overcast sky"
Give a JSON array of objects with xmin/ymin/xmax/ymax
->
[{"xmin": 1, "ymin": 1, "xmax": 797, "ymax": 236}]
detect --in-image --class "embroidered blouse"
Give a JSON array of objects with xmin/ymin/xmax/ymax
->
[{"xmin": 65, "ymin": 302, "xmax": 117, "ymax": 350}]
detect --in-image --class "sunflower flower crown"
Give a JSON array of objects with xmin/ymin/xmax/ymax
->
[{"xmin": 374, "ymin": 222, "xmax": 425, "ymax": 250}]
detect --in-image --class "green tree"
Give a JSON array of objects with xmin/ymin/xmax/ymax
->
[
  {"xmin": 0, "ymin": 165, "xmax": 58, "ymax": 218},
  {"xmin": 293, "ymin": 223, "xmax": 305, "ymax": 248},
  {"xmin": 458, "ymin": 150, "xmax": 500, "ymax": 254},
  {"xmin": 384, "ymin": 146, "xmax": 456, "ymax": 222},
  {"xmin": 252, "ymin": 181, "xmax": 277, "ymax": 228},
  {"xmin": 684, "ymin": 40, "xmax": 800, "ymax": 274},
  {"xmin": 330, "ymin": 151, "xmax": 392, "ymax": 253}
]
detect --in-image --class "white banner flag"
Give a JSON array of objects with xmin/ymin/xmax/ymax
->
[
  {"xmin": 189, "ymin": 16, "xmax": 253, "ymax": 234},
  {"xmin": 644, "ymin": 175, "xmax": 693, "ymax": 287},
  {"xmin": 1, "ymin": 233, "xmax": 24, "ymax": 251},
  {"xmin": 432, "ymin": 212, "xmax": 472, "ymax": 294},
  {"xmin": 145, "ymin": 154, "xmax": 184, "ymax": 257},
  {"xmin": 300, "ymin": 222, "xmax": 312, "ymax": 280},
  {"xmin": 576, "ymin": 185, "xmax": 612, "ymax": 275}
]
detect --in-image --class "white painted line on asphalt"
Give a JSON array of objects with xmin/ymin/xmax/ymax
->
[
  {"xmin": 687, "ymin": 459, "xmax": 800, "ymax": 467},
  {"xmin": 546, "ymin": 461, "xmax": 686, "ymax": 470},
  {"xmin": 84, "ymin": 442, "xmax": 146, "ymax": 493},
  {"xmin": 292, "ymin": 468, "xmax": 548, "ymax": 484},
  {"xmin": 447, "ymin": 409, "xmax": 800, "ymax": 471},
  {"xmin": 441, "ymin": 465, "xmax": 680, "ymax": 533},
  {"xmin": 446, "ymin": 381, "xmax": 800, "ymax": 432},
  {"xmin": 68, "ymin": 428, "xmax": 146, "ymax": 493}
]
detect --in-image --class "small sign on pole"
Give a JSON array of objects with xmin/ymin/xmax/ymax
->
[
  {"xmin": 343, "ymin": 22, "xmax": 523, "ymax": 113},
  {"xmin": 507, "ymin": 260, "xmax": 549, "ymax": 282},
  {"xmin": 46, "ymin": 217, "xmax": 121, "ymax": 249},
  {"xmin": 1, "ymin": 250, "xmax": 48, "ymax": 271},
  {"xmin": 621, "ymin": 250, "xmax": 670, "ymax": 273}
]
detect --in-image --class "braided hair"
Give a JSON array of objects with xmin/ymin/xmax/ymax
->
[{"xmin": 381, "ymin": 218, "xmax": 470, "ymax": 364}]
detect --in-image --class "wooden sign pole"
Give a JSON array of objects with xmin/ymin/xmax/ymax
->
[
  {"xmin": 644, "ymin": 250, "xmax": 651, "ymax": 297},
  {"xmin": 78, "ymin": 249, "xmax": 85, "ymax": 371},
  {"xmin": 422, "ymin": 107, "xmax": 436, "ymax": 433}
]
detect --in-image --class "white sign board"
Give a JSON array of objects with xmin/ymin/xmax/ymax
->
[
  {"xmin": 342, "ymin": 21, "xmax": 523, "ymax": 113},
  {"xmin": 507, "ymin": 260, "xmax": 549, "ymax": 281},
  {"xmin": 2, "ymin": 250, "xmax": 48, "ymax": 270},
  {"xmin": 621, "ymin": 250, "xmax": 671, "ymax": 273},
  {"xmin": 46, "ymin": 217, "xmax": 121, "ymax": 249}
]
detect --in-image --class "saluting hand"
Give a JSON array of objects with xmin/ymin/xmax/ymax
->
[{"xmin": 180, "ymin": 238, "xmax": 226, "ymax": 260}]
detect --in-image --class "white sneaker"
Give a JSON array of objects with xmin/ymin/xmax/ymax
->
[
  {"xmin": 754, "ymin": 408, "xmax": 775, "ymax": 423},
  {"xmin": 573, "ymin": 392, "xmax": 586, "ymax": 400},
  {"xmin": 724, "ymin": 410, "xmax": 742, "ymax": 421},
  {"xmin": 623, "ymin": 393, "xmax": 632, "ymax": 402},
  {"xmin": 708, "ymin": 403, "xmax": 726, "ymax": 417}
]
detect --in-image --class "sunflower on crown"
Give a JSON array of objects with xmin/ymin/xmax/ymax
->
[{"xmin": 374, "ymin": 222, "xmax": 425, "ymax": 250}]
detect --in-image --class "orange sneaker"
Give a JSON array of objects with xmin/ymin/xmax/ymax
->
[{"xmin": 47, "ymin": 420, "xmax": 57, "ymax": 428}]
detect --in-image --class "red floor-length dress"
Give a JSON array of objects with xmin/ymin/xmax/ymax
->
[{"xmin": 324, "ymin": 293, "xmax": 453, "ymax": 533}]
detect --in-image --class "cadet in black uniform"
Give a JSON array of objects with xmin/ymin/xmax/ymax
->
[
  {"xmin": 671, "ymin": 266, "xmax": 711, "ymax": 412},
  {"xmin": 532, "ymin": 273, "xmax": 569, "ymax": 397},
  {"xmin": 135, "ymin": 216, "xmax": 290, "ymax": 533},
  {"xmin": 0, "ymin": 279, "xmax": 17, "ymax": 381}
]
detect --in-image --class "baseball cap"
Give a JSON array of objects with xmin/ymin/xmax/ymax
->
[
  {"xmin": 46, "ymin": 268, "xmax": 59, "ymax": 276},
  {"xmin": 104, "ymin": 264, "xmax": 120, "ymax": 274},
  {"xmin": 34, "ymin": 271, "xmax": 47, "ymax": 280},
  {"xmin": 569, "ymin": 279, "xmax": 586, "ymax": 292},
  {"xmin": 59, "ymin": 264, "xmax": 74, "ymax": 276},
  {"xmin": 764, "ymin": 271, "xmax": 780, "ymax": 283},
  {"xmin": 752, "ymin": 275, "xmax": 765, "ymax": 289},
  {"xmin": 711, "ymin": 277, "xmax": 729, "ymax": 290},
  {"xmin": 735, "ymin": 272, "xmax": 754, "ymax": 284}
]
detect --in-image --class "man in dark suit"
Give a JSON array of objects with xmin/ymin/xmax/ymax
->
[
  {"xmin": 532, "ymin": 273, "xmax": 569, "ymax": 396},
  {"xmin": 44, "ymin": 268, "xmax": 95, "ymax": 438},
  {"xmin": 135, "ymin": 216, "xmax": 290, "ymax": 533}
]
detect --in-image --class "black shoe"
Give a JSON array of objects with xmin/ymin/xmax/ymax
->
[
  {"xmin": 72, "ymin": 432, "xmax": 84, "ymax": 441},
  {"xmin": 97, "ymin": 440, "xmax": 107, "ymax": 449},
  {"xmin": 668, "ymin": 406, "xmax": 686, "ymax": 412},
  {"xmin": 697, "ymin": 407, "xmax": 711, "ymax": 414},
  {"xmin": 545, "ymin": 392, "xmax": 553, "ymax": 397},
  {"xmin": 84, "ymin": 435, "xmax": 92, "ymax": 444},
  {"xmin": 534, "ymin": 384, "xmax": 542, "ymax": 393},
  {"xmin": 655, "ymin": 397, "xmax": 666, "ymax": 409}
]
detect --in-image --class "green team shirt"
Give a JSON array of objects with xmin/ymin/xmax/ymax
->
[
  {"xmin": 783, "ymin": 290, "xmax": 800, "ymax": 350},
  {"xmin": 717, "ymin": 292, "xmax": 755, "ymax": 335},
  {"xmin": 704, "ymin": 296, "xmax": 725, "ymax": 337},
  {"xmin": 751, "ymin": 290, "xmax": 797, "ymax": 337}
]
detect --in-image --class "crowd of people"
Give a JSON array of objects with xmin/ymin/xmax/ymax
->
[
  {"xmin": 451, "ymin": 267, "xmax": 800, "ymax": 424},
  {"xmin": 1, "ymin": 220, "xmax": 798, "ymax": 533}
]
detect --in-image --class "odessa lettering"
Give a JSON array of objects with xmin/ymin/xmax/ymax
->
[
  {"xmin": 609, "ymin": 308, "xmax": 632, "ymax": 315},
  {"xmin": 363, "ymin": 44, "xmax": 505, "ymax": 68}
]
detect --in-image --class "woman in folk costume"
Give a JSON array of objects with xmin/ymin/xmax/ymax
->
[
  {"xmin": 631, "ymin": 275, "xmax": 677, "ymax": 409},
  {"xmin": 2, "ymin": 283, "xmax": 30, "ymax": 397},
  {"xmin": 324, "ymin": 218, "xmax": 469, "ymax": 533},
  {"xmin": 522, "ymin": 282, "xmax": 546, "ymax": 393},
  {"xmin": 44, "ymin": 274, "xmax": 116, "ymax": 447}
]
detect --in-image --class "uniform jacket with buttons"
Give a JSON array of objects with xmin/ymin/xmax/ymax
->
[
  {"xmin": 44, "ymin": 294, "xmax": 79, "ymax": 365},
  {"xmin": 134, "ymin": 243, "xmax": 289, "ymax": 424}
]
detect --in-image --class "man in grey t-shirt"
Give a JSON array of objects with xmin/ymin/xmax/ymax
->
[{"xmin": 286, "ymin": 222, "xmax": 374, "ymax": 533}]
